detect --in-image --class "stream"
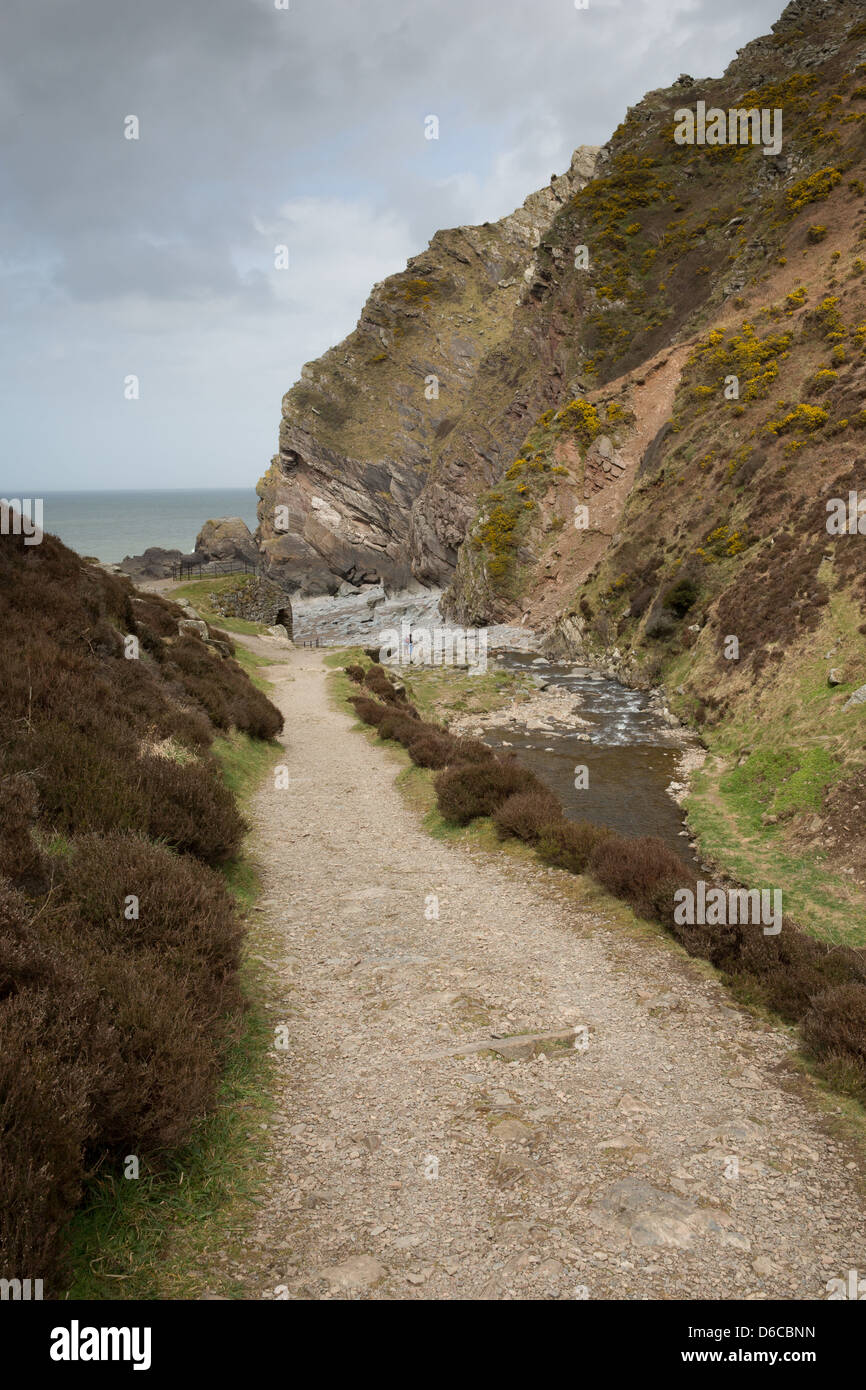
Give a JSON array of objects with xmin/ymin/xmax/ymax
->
[{"xmin": 486, "ymin": 651, "xmax": 701, "ymax": 870}]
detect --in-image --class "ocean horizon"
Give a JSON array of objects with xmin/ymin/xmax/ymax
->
[{"xmin": 4, "ymin": 488, "xmax": 260, "ymax": 565}]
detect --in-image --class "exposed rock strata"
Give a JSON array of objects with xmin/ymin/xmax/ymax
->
[{"xmin": 256, "ymin": 148, "xmax": 599, "ymax": 596}]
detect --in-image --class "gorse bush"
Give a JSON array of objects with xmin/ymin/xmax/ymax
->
[{"xmin": 0, "ymin": 529, "xmax": 283, "ymax": 1292}]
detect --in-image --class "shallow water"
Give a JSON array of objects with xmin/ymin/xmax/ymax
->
[{"xmin": 485, "ymin": 651, "xmax": 700, "ymax": 868}]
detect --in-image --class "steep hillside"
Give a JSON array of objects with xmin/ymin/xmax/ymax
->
[
  {"xmin": 256, "ymin": 147, "xmax": 598, "ymax": 595},
  {"xmin": 444, "ymin": 0, "xmax": 866, "ymax": 930}
]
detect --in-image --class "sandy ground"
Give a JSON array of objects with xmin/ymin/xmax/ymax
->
[{"xmin": 217, "ymin": 643, "xmax": 866, "ymax": 1301}]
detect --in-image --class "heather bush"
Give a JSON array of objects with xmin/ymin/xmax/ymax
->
[
  {"xmin": 0, "ymin": 981, "xmax": 93, "ymax": 1292},
  {"xmin": 142, "ymin": 754, "xmax": 247, "ymax": 864},
  {"xmin": 73, "ymin": 944, "xmax": 240, "ymax": 1156},
  {"xmin": 406, "ymin": 732, "xmax": 457, "ymax": 769},
  {"xmin": 452, "ymin": 736, "xmax": 495, "ymax": 763},
  {"xmin": 0, "ymin": 828, "xmax": 248, "ymax": 1291},
  {"xmin": 536, "ymin": 818, "xmax": 611, "ymax": 873},
  {"xmin": 377, "ymin": 710, "xmax": 422, "ymax": 744},
  {"xmin": 0, "ymin": 774, "xmax": 46, "ymax": 892},
  {"xmin": 61, "ymin": 832, "xmax": 244, "ymax": 982},
  {"xmin": 589, "ymin": 833, "xmax": 690, "ymax": 921},
  {"xmin": 363, "ymin": 663, "xmax": 402, "ymax": 702},
  {"xmin": 802, "ymin": 983, "xmax": 866, "ymax": 1072},
  {"xmin": 725, "ymin": 926, "xmax": 866, "ymax": 1023},
  {"xmin": 345, "ymin": 663, "xmax": 366, "ymax": 683},
  {"xmin": 0, "ymin": 530, "xmax": 277, "ymax": 1291},
  {"xmin": 207, "ymin": 626, "xmax": 237, "ymax": 655},
  {"xmin": 165, "ymin": 636, "xmax": 283, "ymax": 739},
  {"xmin": 493, "ymin": 789, "xmax": 563, "ymax": 843},
  {"xmin": 349, "ymin": 695, "xmax": 391, "ymax": 726},
  {"xmin": 434, "ymin": 760, "xmax": 543, "ymax": 825},
  {"xmin": 0, "ymin": 880, "xmax": 110, "ymax": 1292}
]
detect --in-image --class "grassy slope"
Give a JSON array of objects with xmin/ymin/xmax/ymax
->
[{"xmin": 172, "ymin": 576, "xmax": 265, "ymax": 636}]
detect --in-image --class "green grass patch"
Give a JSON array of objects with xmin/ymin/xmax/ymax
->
[
  {"xmin": 172, "ymin": 577, "xmax": 266, "ymax": 635},
  {"xmin": 213, "ymin": 722, "xmax": 282, "ymax": 908},
  {"xmin": 401, "ymin": 664, "xmax": 534, "ymax": 723},
  {"xmin": 322, "ymin": 646, "xmax": 366, "ymax": 669},
  {"xmin": 721, "ymin": 746, "xmax": 840, "ymax": 825},
  {"xmin": 322, "ymin": 645, "xmax": 534, "ymax": 723},
  {"xmin": 686, "ymin": 760, "xmax": 866, "ymax": 947},
  {"xmin": 213, "ymin": 729, "xmax": 281, "ymax": 807},
  {"xmin": 230, "ymin": 643, "xmax": 273, "ymax": 691}
]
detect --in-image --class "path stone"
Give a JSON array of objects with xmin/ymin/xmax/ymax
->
[{"xmin": 319, "ymin": 1255, "xmax": 386, "ymax": 1290}]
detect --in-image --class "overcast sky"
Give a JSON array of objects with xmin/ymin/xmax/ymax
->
[{"xmin": 1, "ymin": 0, "xmax": 785, "ymax": 491}]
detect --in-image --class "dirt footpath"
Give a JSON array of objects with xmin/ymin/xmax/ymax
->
[{"xmin": 224, "ymin": 645, "xmax": 865, "ymax": 1301}]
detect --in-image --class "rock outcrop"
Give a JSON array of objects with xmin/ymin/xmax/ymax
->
[
  {"xmin": 117, "ymin": 546, "xmax": 183, "ymax": 580},
  {"xmin": 256, "ymin": 147, "xmax": 599, "ymax": 595},
  {"xmin": 194, "ymin": 517, "xmax": 258, "ymax": 566}
]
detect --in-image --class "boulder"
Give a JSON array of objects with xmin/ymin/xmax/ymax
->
[
  {"xmin": 178, "ymin": 618, "xmax": 209, "ymax": 641},
  {"xmin": 844, "ymin": 684, "xmax": 866, "ymax": 710},
  {"xmin": 194, "ymin": 517, "xmax": 258, "ymax": 566},
  {"xmin": 117, "ymin": 546, "xmax": 183, "ymax": 580}
]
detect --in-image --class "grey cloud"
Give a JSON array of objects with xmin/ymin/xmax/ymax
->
[{"xmin": 1, "ymin": 0, "xmax": 788, "ymax": 488}]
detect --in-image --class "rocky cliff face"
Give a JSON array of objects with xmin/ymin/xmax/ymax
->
[
  {"xmin": 445, "ymin": 0, "xmax": 866, "ymax": 623},
  {"xmin": 256, "ymin": 147, "xmax": 598, "ymax": 595},
  {"xmin": 257, "ymin": 0, "xmax": 866, "ymax": 903}
]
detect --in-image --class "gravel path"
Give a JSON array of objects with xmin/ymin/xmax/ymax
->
[{"xmin": 227, "ymin": 645, "xmax": 865, "ymax": 1301}]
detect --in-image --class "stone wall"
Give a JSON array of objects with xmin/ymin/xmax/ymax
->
[{"xmin": 210, "ymin": 575, "xmax": 293, "ymax": 636}]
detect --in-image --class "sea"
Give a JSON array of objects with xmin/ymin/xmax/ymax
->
[{"xmin": 9, "ymin": 489, "xmax": 260, "ymax": 565}]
